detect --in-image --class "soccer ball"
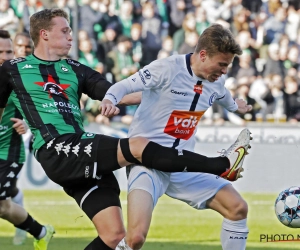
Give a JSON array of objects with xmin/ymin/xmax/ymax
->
[{"xmin": 275, "ymin": 186, "xmax": 300, "ymax": 228}]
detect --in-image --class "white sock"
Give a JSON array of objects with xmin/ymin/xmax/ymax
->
[
  {"xmin": 220, "ymin": 218, "xmax": 248, "ymax": 250},
  {"xmin": 37, "ymin": 226, "xmax": 46, "ymax": 240},
  {"xmin": 115, "ymin": 238, "xmax": 133, "ymax": 250},
  {"xmin": 12, "ymin": 190, "xmax": 24, "ymax": 207}
]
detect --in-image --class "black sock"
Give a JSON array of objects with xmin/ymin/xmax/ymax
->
[
  {"xmin": 141, "ymin": 141, "xmax": 229, "ymax": 175},
  {"xmin": 14, "ymin": 214, "xmax": 43, "ymax": 238},
  {"xmin": 84, "ymin": 236, "xmax": 113, "ymax": 250}
]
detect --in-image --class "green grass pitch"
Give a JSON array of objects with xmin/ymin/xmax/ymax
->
[{"xmin": 1, "ymin": 190, "xmax": 300, "ymax": 249}]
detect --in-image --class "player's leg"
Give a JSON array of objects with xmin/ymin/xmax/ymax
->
[
  {"xmin": 0, "ymin": 199, "xmax": 54, "ymax": 249},
  {"xmin": 206, "ymin": 185, "xmax": 248, "ymax": 250},
  {"xmin": 166, "ymin": 172, "xmax": 247, "ymax": 250},
  {"xmin": 10, "ymin": 177, "xmax": 27, "ymax": 245},
  {"xmin": 0, "ymin": 159, "xmax": 54, "ymax": 249},
  {"xmin": 121, "ymin": 166, "xmax": 169, "ymax": 250},
  {"xmin": 64, "ymin": 173, "xmax": 125, "ymax": 249},
  {"xmin": 117, "ymin": 128, "xmax": 252, "ymax": 180},
  {"xmin": 87, "ymin": 206, "xmax": 125, "ymax": 249},
  {"xmin": 126, "ymin": 189, "xmax": 153, "ymax": 250}
]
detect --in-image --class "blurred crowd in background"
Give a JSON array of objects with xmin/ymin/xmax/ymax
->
[{"xmin": 2, "ymin": 0, "xmax": 300, "ymax": 127}]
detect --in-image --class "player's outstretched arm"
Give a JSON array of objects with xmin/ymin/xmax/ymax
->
[
  {"xmin": 100, "ymin": 99, "xmax": 120, "ymax": 118},
  {"xmin": 100, "ymin": 92, "xmax": 142, "ymax": 118},
  {"xmin": 234, "ymin": 98, "xmax": 252, "ymax": 114},
  {"xmin": 11, "ymin": 118, "xmax": 28, "ymax": 135}
]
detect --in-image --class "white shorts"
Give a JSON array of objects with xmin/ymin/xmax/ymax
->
[{"xmin": 128, "ymin": 165, "xmax": 230, "ymax": 209}]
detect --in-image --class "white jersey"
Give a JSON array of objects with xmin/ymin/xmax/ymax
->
[{"xmin": 105, "ymin": 54, "xmax": 237, "ymax": 151}]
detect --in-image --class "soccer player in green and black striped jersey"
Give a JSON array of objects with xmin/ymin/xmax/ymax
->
[
  {"xmin": 0, "ymin": 30, "xmax": 54, "ymax": 250},
  {"xmin": 9, "ymin": 31, "xmax": 35, "ymax": 246},
  {"xmin": 0, "ymin": 8, "xmax": 251, "ymax": 250}
]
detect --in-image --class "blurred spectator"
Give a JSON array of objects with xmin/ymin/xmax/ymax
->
[
  {"xmin": 0, "ymin": 0, "xmax": 19, "ymax": 37},
  {"xmin": 13, "ymin": 32, "xmax": 33, "ymax": 57},
  {"xmin": 283, "ymin": 75, "xmax": 300, "ymax": 123},
  {"xmin": 97, "ymin": 22, "xmax": 119, "ymax": 66},
  {"xmin": 22, "ymin": 0, "xmax": 44, "ymax": 33},
  {"xmin": 261, "ymin": 74, "xmax": 284, "ymax": 119},
  {"xmin": 173, "ymin": 12, "xmax": 197, "ymax": 53},
  {"xmin": 262, "ymin": 6, "xmax": 287, "ymax": 45},
  {"xmin": 157, "ymin": 35, "xmax": 174, "ymax": 59},
  {"xmin": 53, "ymin": 0, "xmax": 72, "ymax": 25},
  {"xmin": 106, "ymin": 35, "xmax": 137, "ymax": 82},
  {"xmin": 235, "ymin": 49, "xmax": 257, "ymax": 83},
  {"xmin": 242, "ymin": 0, "xmax": 262, "ymax": 14},
  {"xmin": 119, "ymin": 0, "xmax": 134, "ymax": 37},
  {"xmin": 235, "ymin": 78, "xmax": 261, "ymax": 121},
  {"xmin": 262, "ymin": 43, "xmax": 285, "ymax": 79},
  {"xmin": 78, "ymin": 37, "xmax": 99, "ymax": 69},
  {"xmin": 178, "ymin": 30, "xmax": 198, "ymax": 54},
  {"xmin": 261, "ymin": 0, "xmax": 282, "ymax": 17},
  {"xmin": 194, "ymin": 6, "xmax": 210, "ymax": 35},
  {"xmin": 285, "ymin": 4, "xmax": 300, "ymax": 42},
  {"xmin": 10, "ymin": 0, "xmax": 25, "ymax": 18},
  {"xmin": 168, "ymin": 0, "xmax": 194, "ymax": 36},
  {"xmin": 97, "ymin": 0, "xmax": 121, "ymax": 40},
  {"xmin": 130, "ymin": 22, "xmax": 143, "ymax": 68},
  {"xmin": 140, "ymin": 1, "xmax": 162, "ymax": 66},
  {"xmin": 283, "ymin": 45, "xmax": 300, "ymax": 73},
  {"xmin": 231, "ymin": 7, "xmax": 251, "ymax": 36},
  {"xmin": 79, "ymin": 0, "xmax": 103, "ymax": 44},
  {"xmin": 230, "ymin": 30, "xmax": 259, "ymax": 77}
]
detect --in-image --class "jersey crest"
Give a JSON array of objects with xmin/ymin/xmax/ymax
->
[{"xmin": 35, "ymin": 74, "xmax": 71, "ymax": 99}]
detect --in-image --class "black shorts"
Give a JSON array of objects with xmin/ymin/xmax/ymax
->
[
  {"xmin": 35, "ymin": 132, "xmax": 120, "ymax": 187},
  {"xmin": 35, "ymin": 132, "xmax": 122, "ymax": 218},
  {"xmin": 0, "ymin": 159, "xmax": 23, "ymax": 200},
  {"xmin": 63, "ymin": 172, "xmax": 121, "ymax": 219}
]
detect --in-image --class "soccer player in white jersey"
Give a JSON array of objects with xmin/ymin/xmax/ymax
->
[{"xmin": 102, "ymin": 24, "xmax": 252, "ymax": 250}]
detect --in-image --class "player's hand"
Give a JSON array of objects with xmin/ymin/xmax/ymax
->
[
  {"xmin": 100, "ymin": 99, "xmax": 120, "ymax": 118},
  {"xmin": 11, "ymin": 118, "xmax": 28, "ymax": 135},
  {"xmin": 235, "ymin": 98, "xmax": 252, "ymax": 114}
]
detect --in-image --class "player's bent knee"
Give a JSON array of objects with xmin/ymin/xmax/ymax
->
[
  {"xmin": 102, "ymin": 230, "xmax": 126, "ymax": 248},
  {"xmin": 129, "ymin": 137, "xmax": 149, "ymax": 157},
  {"xmin": 230, "ymin": 199, "xmax": 248, "ymax": 220},
  {"xmin": 0, "ymin": 200, "xmax": 11, "ymax": 218},
  {"xmin": 127, "ymin": 232, "xmax": 146, "ymax": 249}
]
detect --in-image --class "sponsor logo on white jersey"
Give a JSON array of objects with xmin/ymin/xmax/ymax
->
[
  {"xmin": 209, "ymin": 92, "xmax": 218, "ymax": 106},
  {"xmin": 171, "ymin": 89, "xmax": 188, "ymax": 96},
  {"xmin": 143, "ymin": 69, "xmax": 151, "ymax": 79},
  {"xmin": 164, "ymin": 110, "xmax": 205, "ymax": 140}
]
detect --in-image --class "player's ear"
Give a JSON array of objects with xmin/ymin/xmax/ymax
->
[
  {"xmin": 40, "ymin": 29, "xmax": 49, "ymax": 41},
  {"xmin": 199, "ymin": 50, "xmax": 206, "ymax": 62}
]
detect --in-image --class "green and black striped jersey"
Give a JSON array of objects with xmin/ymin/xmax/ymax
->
[
  {"xmin": 0, "ymin": 96, "xmax": 25, "ymax": 163},
  {"xmin": 0, "ymin": 55, "xmax": 112, "ymax": 150}
]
